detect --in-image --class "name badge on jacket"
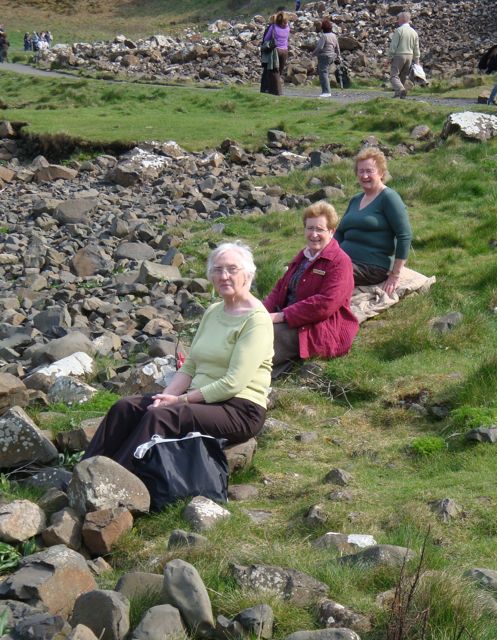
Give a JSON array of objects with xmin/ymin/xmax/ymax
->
[{"xmin": 312, "ymin": 268, "xmax": 326, "ymax": 276}]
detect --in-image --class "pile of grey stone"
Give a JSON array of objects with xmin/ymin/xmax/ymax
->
[
  {"xmin": 0, "ymin": 121, "xmax": 319, "ymax": 398},
  {"xmin": 35, "ymin": 0, "xmax": 496, "ymax": 87}
]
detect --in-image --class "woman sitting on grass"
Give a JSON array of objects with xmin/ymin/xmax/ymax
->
[
  {"xmin": 334, "ymin": 147, "xmax": 412, "ymax": 297},
  {"xmin": 83, "ymin": 241, "xmax": 274, "ymax": 472},
  {"xmin": 263, "ymin": 201, "xmax": 358, "ymax": 379}
]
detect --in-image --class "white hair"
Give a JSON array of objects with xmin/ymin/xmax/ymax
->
[
  {"xmin": 398, "ymin": 11, "xmax": 411, "ymax": 22},
  {"xmin": 207, "ymin": 241, "xmax": 256, "ymax": 285}
]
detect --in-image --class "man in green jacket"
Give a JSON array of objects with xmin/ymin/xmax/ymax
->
[{"xmin": 388, "ymin": 11, "xmax": 420, "ymax": 99}]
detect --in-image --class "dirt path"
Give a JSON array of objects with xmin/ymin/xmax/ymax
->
[{"xmin": 0, "ymin": 61, "xmax": 484, "ymax": 108}]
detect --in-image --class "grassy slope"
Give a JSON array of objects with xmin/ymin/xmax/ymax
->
[
  {"xmin": 1, "ymin": 4, "xmax": 497, "ymax": 639},
  {"xmin": 0, "ymin": 0, "xmax": 274, "ymax": 47}
]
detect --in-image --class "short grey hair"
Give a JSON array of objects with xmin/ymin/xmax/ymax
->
[
  {"xmin": 398, "ymin": 11, "xmax": 411, "ymax": 22},
  {"xmin": 207, "ymin": 241, "xmax": 257, "ymax": 285}
]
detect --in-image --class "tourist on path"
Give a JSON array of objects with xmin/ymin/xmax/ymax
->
[
  {"xmin": 313, "ymin": 17, "xmax": 340, "ymax": 98},
  {"xmin": 335, "ymin": 147, "xmax": 412, "ymax": 297},
  {"xmin": 261, "ymin": 11, "xmax": 290, "ymax": 96},
  {"xmin": 264, "ymin": 201, "xmax": 358, "ymax": 379},
  {"xmin": 388, "ymin": 11, "xmax": 420, "ymax": 99},
  {"xmin": 83, "ymin": 242, "xmax": 273, "ymax": 472}
]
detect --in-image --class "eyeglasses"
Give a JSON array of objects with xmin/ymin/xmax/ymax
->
[
  {"xmin": 211, "ymin": 266, "xmax": 242, "ymax": 276},
  {"xmin": 305, "ymin": 226, "xmax": 329, "ymax": 234},
  {"xmin": 357, "ymin": 168, "xmax": 378, "ymax": 176}
]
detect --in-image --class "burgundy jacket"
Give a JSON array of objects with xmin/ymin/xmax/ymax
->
[{"xmin": 263, "ymin": 239, "xmax": 359, "ymax": 359}]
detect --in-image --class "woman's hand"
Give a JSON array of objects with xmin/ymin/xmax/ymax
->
[
  {"xmin": 270, "ymin": 312, "xmax": 285, "ymax": 324},
  {"xmin": 382, "ymin": 273, "xmax": 400, "ymax": 297},
  {"xmin": 148, "ymin": 393, "xmax": 180, "ymax": 410}
]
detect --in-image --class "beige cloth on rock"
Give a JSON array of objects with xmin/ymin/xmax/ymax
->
[{"xmin": 351, "ymin": 267, "xmax": 436, "ymax": 324}]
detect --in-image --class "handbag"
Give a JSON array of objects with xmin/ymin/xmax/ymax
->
[
  {"xmin": 261, "ymin": 25, "xmax": 276, "ymax": 53},
  {"xmin": 133, "ymin": 432, "xmax": 229, "ymax": 512}
]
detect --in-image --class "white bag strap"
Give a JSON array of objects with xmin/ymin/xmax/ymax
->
[{"xmin": 133, "ymin": 431, "xmax": 218, "ymax": 459}]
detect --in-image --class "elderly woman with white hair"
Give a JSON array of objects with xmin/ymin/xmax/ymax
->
[{"xmin": 83, "ymin": 241, "xmax": 274, "ymax": 472}]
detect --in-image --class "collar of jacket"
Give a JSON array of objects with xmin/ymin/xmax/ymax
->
[{"xmin": 289, "ymin": 237, "xmax": 339, "ymax": 267}]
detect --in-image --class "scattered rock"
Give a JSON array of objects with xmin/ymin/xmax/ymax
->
[
  {"xmin": 182, "ymin": 496, "xmax": 230, "ymax": 532},
  {"xmin": 231, "ymin": 563, "xmax": 328, "ymax": 605}
]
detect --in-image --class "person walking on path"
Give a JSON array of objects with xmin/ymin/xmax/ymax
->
[
  {"xmin": 0, "ymin": 28, "xmax": 9, "ymax": 63},
  {"xmin": 388, "ymin": 11, "xmax": 420, "ymax": 99},
  {"xmin": 313, "ymin": 17, "xmax": 340, "ymax": 98}
]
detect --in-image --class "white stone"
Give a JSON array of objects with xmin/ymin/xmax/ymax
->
[{"xmin": 35, "ymin": 352, "xmax": 94, "ymax": 378}]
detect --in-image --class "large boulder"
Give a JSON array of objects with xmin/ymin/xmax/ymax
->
[
  {"xmin": 71, "ymin": 590, "xmax": 130, "ymax": 640},
  {"xmin": 231, "ymin": 563, "xmax": 328, "ymax": 605},
  {"xmin": 162, "ymin": 559, "xmax": 215, "ymax": 636},
  {"xmin": 0, "ymin": 545, "xmax": 96, "ymax": 617},
  {"xmin": 441, "ymin": 112, "xmax": 497, "ymax": 142},
  {"xmin": 0, "ymin": 406, "xmax": 58, "ymax": 469},
  {"xmin": 0, "ymin": 373, "xmax": 29, "ymax": 415},
  {"xmin": 0, "ymin": 500, "xmax": 46, "ymax": 543},
  {"xmin": 67, "ymin": 456, "xmax": 150, "ymax": 516},
  {"xmin": 28, "ymin": 332, "xmax": 95, "ymax": 367}
]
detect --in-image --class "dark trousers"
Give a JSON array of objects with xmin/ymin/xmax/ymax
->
[
  {"xmin": 272, "ymin": 322, "xmax": 301, "ymax": 380},
  {"xmin": 265, "ymin": 49, "xmax": 288, "ymax": 96},
  {"xmin": 83, "ymin": 395, "xmax": 266, "ymax": 471},
  {"xmin": 352, "ymin": 262, "xmax": 389, "ymax": 286}
]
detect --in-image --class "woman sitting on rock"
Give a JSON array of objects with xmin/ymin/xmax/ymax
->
[
  {"xmin": 334, "ymin": 147, "xmax": 412, "ymax": 297},
  {"xmin": 263, "ymin": 201, "xmax": 358, "ymax": 379},
  {"xmin": 83, "ymin": 242, "xmax": 274, "ymax": 471}
]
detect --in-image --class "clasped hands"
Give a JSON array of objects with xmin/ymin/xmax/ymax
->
[{"xmin": 147, "ymin": 393, "xmax": 181, "ymax": 410}]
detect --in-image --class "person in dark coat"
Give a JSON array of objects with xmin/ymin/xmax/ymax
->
[
  {"xmin": 264, "ymin": 201, "xmax": 358, "ymax": 379},
  {"xmin": 478, "ymin": 45, "xmax": 497, "ymax": 74}
]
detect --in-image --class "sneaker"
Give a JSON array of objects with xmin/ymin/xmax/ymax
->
[{"xmin": 319, "ymin": 93, "xmax": 331, "ymax": 98}]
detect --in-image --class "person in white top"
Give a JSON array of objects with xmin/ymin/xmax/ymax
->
[{"xmin": 388, "ymin": 11, "xmax": 420, "ymax": 99}]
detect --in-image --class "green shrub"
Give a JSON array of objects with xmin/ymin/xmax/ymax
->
[
  {"xmin": 451, "ymin": 405, "xmax": 497, "ymax": 431},
  {"xmin": 409, "ymin": 436, "xmax": 446, "ymax": 456}
]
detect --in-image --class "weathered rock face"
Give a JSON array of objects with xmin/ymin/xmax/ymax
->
[
  {"xmin": 441, "ymin": 111, "xmax": 497, "ymax": 141},
  {"xmin": 67, "ymin": 456, "xmax": 151, "ymax": 516},
  {"xmin": 0, "ymin": 545, "xmax": 97, "ymax": 618},
  {"xmin": 34, "ymin": 0, "xmax": 496, "ymax": 86},
  {"xmin": 0, "ymin": 500, "xmax": 46, "ymax": 543},
  {"xmin": 231, "ymin": 563, "xmax": 329, "ymax": 605},
  {"xmin": 0, "ymin": 406, "xmax": 59, "ymax": 469}
]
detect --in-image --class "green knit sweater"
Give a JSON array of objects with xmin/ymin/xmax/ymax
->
[
  {"xmin": 180, "ymin": 301, "xmax": 273, "ymax": 408},
  {"xmin": 335, "ymin": 187, "xmax": 412, "ymax": 271}
]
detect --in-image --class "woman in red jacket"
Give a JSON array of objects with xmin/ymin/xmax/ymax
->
[{"xmin": 263, "ymin": 201, "xmax": 359, "ymax": 379}]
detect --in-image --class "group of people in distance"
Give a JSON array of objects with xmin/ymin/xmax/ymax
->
[
  {"xmin": 84, "ymin": 147, "xmax": 412, "ymax": 481},
  {"xmin": 261, "ymin": 9, "xmax": 422, "ymax": 99},
  {"xmin": 24, "ymin": 31, "xmax": 52, "ymax": 52}
]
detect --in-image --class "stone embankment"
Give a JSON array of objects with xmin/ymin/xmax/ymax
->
[{"xmin": 35, "ymin": 0, "xmax": 497, "ymax": 87}]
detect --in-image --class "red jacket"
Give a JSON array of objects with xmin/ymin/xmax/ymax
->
[{"xmin": 263, "ymin": 239, "xmax": 359, "ymax": 359}]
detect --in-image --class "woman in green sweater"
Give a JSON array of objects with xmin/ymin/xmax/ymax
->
[
  {"xmin": 334, "ymin": 147, "xmax": 412, "ymax": 297},
  {"xmin": 83, "ymin": 241, "xmax": 274, "ymax": 472}
]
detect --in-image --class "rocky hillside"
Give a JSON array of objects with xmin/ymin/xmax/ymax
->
[{"xmin": 36, "ymin": 0, "xmax": 497, "ymax": 87}]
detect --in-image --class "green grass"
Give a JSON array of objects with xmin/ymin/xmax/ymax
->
[{"xmin": 1, "ymin": 71, "xmax": 494, "ymax": 152}]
